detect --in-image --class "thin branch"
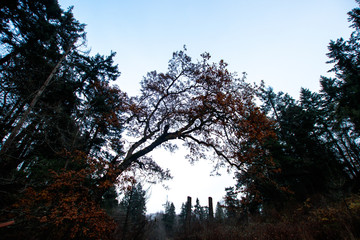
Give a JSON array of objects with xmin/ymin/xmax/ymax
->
[{"xmin": 184, "ymin": 134, "xmax": 241, "ymax": 170}]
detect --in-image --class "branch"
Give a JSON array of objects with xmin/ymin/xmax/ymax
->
[
  {"xmin": 184, "ymin": 134, "xmax": 242, "ymax": 170},
  {"xmin": 143, "ymin": 71, "xmax": 184, "ymax": 135}
]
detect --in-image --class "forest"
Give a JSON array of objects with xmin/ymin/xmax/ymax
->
[{"xmin": 0, "ymin": 0, "xmax": 360, "ymax": 239}]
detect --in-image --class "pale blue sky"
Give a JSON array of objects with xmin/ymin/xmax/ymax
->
[{"xmin": 59, "ymin": 0, "xmax": 358, "ymax": 213}]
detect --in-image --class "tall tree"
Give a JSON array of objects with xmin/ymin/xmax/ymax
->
[
  {"xmin": 318, "ymin": 3, "xmax": 360, "ymax": 186},
  {"xmin": 119, "ymin": 183, "xmax": 147, "ymax": 240},
  {"xmin": 256, "ymin": 86, "xmax": 348, "ymax": 206},
  {"xmin": 0, "ymin": 0, "xmax": 85, "ymax": 175},
  {"xmin": 224, "ymin": 187, "xmax": 241, "ymax": 220},
  {"xmin": 215, "ymin": 202, "xmax": 225, "ymax": 222},
  {"xmin": 193, "ymin": 198, "xmax": 206, "ymax": 221},
  {"xmin": 162, "ymin": 200, "xmax": 176, "ymax": 236},
  {"xmin": 0, "ymin": 1, "xmax": 125, "ymax": 239},
  {"xmin": 320, "ymin": 2, "xmax": 360, "ymax": 133}
]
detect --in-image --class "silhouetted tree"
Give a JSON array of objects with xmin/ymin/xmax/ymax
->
[
  {"xmin": 119, "ymin": 183, "xmax": 147, "ymax": 240},
  {"xmin": 224, "ymin": 187, "xmax": 241, "ymax": 221},
  {"xmin": 215, "ymin": 202, "xmax": 225, "ymax": 222},
  {"xmin": 256, "ymin": 86, "xmax": 348, "ymax": 206},
  {"xmin": 321, "ymin": 3, "xmax": 360, "ymax": 133},
  {"xmin": 162, "ymin": 200, "xmax": 176, "ymax": 237},
  {"xmin": 194, "ymin": 198, "xmax": 206, "ymax": 221}
]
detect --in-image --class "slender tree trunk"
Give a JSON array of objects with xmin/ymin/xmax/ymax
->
[
  {"xmin": 0, "ymin": 101, "xmax": 25, "ymax": 142},
  {"xmin": 185, "ymin": 196, "xmax": 192, "ymax": 236},
  {"xmin": 122, "ymin": 188, "xmax": 134, "ymax": 240}
]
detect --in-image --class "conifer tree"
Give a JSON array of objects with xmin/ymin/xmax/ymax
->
[
  {"xmin": 215, "ymin": 202, "xmax": 225, "ymax": 222},
  {"xmin": 194, "ymin": 198, "xmax": 206, "ymax": 221},
  {"xmin": 162, "ymin": 200, "xmax": 176, "ymax": 236},
  {"xmin": 119, "ymin": 183, "xmax": 147, "ymax": 240}
]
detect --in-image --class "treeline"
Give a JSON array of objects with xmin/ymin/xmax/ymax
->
[
  {"xmin": 235, "ymin": 2, "xmax": 360, "ymax": 215},
  {"xmin": 0, "ymin": 0, "xmax": 360, "ymax": 239},
  {"xmin": 199, "ymin": 3, "xmax": 360, "ymax": 238}
]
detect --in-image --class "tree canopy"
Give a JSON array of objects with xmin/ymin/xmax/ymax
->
[
  {"xmin": 2, "ymin": 0, "xmax": 360, "ymax": 239},
  {"xmin": 0, "ymin": 1, "xmax": 276, "ymax": 238}
]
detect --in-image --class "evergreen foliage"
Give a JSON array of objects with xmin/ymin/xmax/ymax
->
[
  {"xmin": 214, "ymin": 202, "xmax": 225, "ymax": 222},
  {"xmin": 162, "ymin": 200, "xmax": 176, "ymax": 236},
  {"xmin": 194, "ymin": 198, "xmax": 206, "ymax": 221},
  {"xmin": 118, "ymin": 183, "xmax": 147, "ymax": 240},
  {"xmin": 0, "ymin": 0, "xmax": 360, "ymax": 239}
]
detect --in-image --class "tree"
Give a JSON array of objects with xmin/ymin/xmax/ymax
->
[
  {"xmin": 92, "ymin": 49, "xmax": 277, "ymax": 206},
  {"xmin": 101, "ymin": 185, "xmax": 119, "ymax": 216},
  {"xmin": 119, "ymin": 183, "xmax": 147, "ymax": 240},
  {"xmin": 162, "ymin": 200, "xmax": 176, "ymax": 236},
  {"xmin": 194, "ymin": 198, "xmax": 206, "ymax": 221},
  {"xmin": 224, "ymin": 187, "xmax": 241, "ymax": 221},
  {"xmin": 256, "ymin": 86, "xmax": 348, "ymax": 205},
  {"xmin": 0, "ymin": 1, "xmax": 126, "ymax": 239},
  {"xmin": 320, "ymin": 3, "xmax": 360, "ymax": 133},
  {"xmin": 0, "ymin": 0, "xmax": 85, "ymax": 176},
  {"xmin": 215, "ymin": 202, "xmax": 225, "ymax": 222},
  {"xmin": 318, "ymin": 3, "xmax": 360, "ymax": 187},
  {"xmin": 178, "ymin": 202, "xmax": 188, "ymax": 229}
]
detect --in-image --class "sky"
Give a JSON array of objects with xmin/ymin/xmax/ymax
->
[{"xmin": 59, "ymin": 0, "xmax": 358, "ymax": 214}]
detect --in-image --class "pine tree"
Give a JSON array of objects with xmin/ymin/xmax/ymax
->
[
  {"xmin": 256, "ymin": 86, "xmax": 348, "ymax": 206},
  {"xmin": 162, "ymin": 201, "xmax": 176, "ymax": 236},
  {"xmin": 194, "ymin": 198, "xmax": 206, "ymax": 221},
  {"xmin": 320, "ymin": 3, "xmax": 360, "ymax": 133},
  {"xmin": 224, "ymin": 187, "xmax": 241, "ymax": 220},
  {"xmin": 101, "ymin": 185, "xmax": 119, "ymax": 216},
  {"xmin": 178, "ymin": 202, "xmax": 187, "ymax": 229},
  {"xmin": 215, "ymin": 202, "xmax": 225, "ymax": 223},
  {"xmin": 119, "ymin": 183, "xmax": 147, "ymax": 240}
]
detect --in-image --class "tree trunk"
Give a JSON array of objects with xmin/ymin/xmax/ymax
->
[
  {"xmin": 0, "ymin": 40, "xmax": 75, "ymax": 156},
  {"xmin": 208, "ymin": 197, "xmax": 214, "ymax": 221}
]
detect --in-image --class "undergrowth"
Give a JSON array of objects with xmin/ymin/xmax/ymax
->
[{"xmin": 176, "ymin": 194, "xmax": 360, "ymax": 240}]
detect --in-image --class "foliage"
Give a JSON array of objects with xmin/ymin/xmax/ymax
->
[
  {"xmin": 224, "ymin": 187, "xmax": 242, "ymax": 220},
  {"xmin": 1, "ymin": 155, "xmax": 117, "ymax": 239},
  {"xmin": 217, "ymin": 1, "xmax": 360, "ymax": 224},
  {"xmin": 101, "ymin": 185, "xmax": 120, "ymax": 216},
  {"xmin": 317, "ymin": 3, "xmax": 360, "ymax": 188},
  {"xmin": 2, "ymin": 1, "xmax": 360, "ymax": 239},
  {"xmin": 321, "ymin": 4, "xmax": 360, "ymax": 133},
  {"xmin": 178, "ymin": 202, "xmax": 188, "ymax": 228},
  {"xmin": 215, "ymin": 201, "xmax": 226, "ymax": 222},
  {"xmin": 162, "ymin": 200, "xmax": 176, "ymax": 236},
  {"xmin": 118, "ymin": 183, "xmax": 147, "ymax": 240},
  {"xmin": 0, "ymin": 0, "xmax": 125, "ymax": 201},
  {"xmin": 193, "ymin": 198, "xmax": 206, "ymax": 221},
  {"xmin": 107, "ymin": 50, "xmax": 277, "ymax": 220},
  {"xmin": 0, "ymin": 1, "xmax": 126, "ymax": 238},
  {"xmin": 256, "ymin": 87, "xmax": 349, "ymax": 204}
]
